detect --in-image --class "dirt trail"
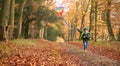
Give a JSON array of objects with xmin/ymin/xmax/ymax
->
[
  {"xmin": 0, "ymin": 39, "xmax": 119, "ymax": 66},
  {"xmin": 59, "ymin": 42, "xmax": 119, "ymax": 66}
]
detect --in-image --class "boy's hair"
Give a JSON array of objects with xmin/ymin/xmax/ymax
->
[{"xmin": 84, "ymin": 27, "xmax": 88, "ymax": 31}]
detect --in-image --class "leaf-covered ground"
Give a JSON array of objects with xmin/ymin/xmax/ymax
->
[{"xmin": 0, "ymin": 39, "xmax": 120, "ymax": 66}]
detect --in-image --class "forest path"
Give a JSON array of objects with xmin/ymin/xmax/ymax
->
[
  {"xmin": 59, "ymin": 42, "xmax": 119, "ymax": 66},
  {"xmin": 0, "ymin": 39, "xmax": 120, "ymax": 66}
]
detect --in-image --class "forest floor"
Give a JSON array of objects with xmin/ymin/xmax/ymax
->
[{"xmin": 0, "ymin": 39, "xmax": 120, "ymax": 66}]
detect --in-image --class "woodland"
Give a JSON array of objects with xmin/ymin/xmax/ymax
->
[
  {"xmin": 0, "ymin": 0, "xmax": 120, "ymax": 66},
  {"xmin": 0, "ymin": 0, "xmax": 120, "ymax": 41}
]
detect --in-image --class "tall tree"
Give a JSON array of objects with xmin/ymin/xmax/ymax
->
[
  {"xmin": 106, "ymin": 0, "xmax": 115, "ymax": 40},
  {"xmin": 94, "ymin": 0, "xmax": 98, "ymax": 42},
  {"xmin": 17, "ymin": 0, "xmax": 26, "ymax": 38},
  {"xmin": 9, "ymin": 0, "xmax": 15, "ymax": 40},
  {"xmin": 117, "ymin": 24, "xmax": 120, "ymax": 41},
  {"xmin": 89, "ymin": 0, "xmax": 94, "ymax": 32},
  {"xmin": 80, "ymin": 0, "xmax": 90, "ymax": 30},
  {"xmin": 0, "ymin": 0, "xmax": 11, "ymax": 41}
]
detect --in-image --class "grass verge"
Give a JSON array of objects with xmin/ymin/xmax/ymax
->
[
  {"xmin": 90, "ymin": 41, "xmax": 120, "ymax": 52},
  {"xmin": 11, "ymin": 39, "xmax": 37, "ymax": 46}
]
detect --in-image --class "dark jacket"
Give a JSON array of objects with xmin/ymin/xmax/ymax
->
[{"xmin": 82, "ymin": 32, "xmax": 90, "ymax": 41}]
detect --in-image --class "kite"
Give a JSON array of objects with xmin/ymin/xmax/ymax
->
[{"xmin": 55, "ymin": 7, "xmax": 64, "ymax": 16}]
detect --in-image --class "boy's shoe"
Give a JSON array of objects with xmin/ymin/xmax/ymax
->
[{"xmin": 84, "ymin": 50, "xmax": 87, "ymax": 52}]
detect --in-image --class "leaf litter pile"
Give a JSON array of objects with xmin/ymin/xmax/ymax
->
[{"xmin": 0, "ymin": 39, "xmax": 120, "ymax": 66}]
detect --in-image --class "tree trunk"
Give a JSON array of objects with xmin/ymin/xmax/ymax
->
[
  {"xmin": 94, "ymin": 1, "xmax": 98, "ymax": 42},
  {"xmin": 0, "ymin": 0, "xmax": 10, "ymax": 41},
  {"xmin": 39, "ymin": 22, "xmax": 45, "ymax": 39},
  {"xmin": 89, "ymin": 0, "xmax": 94, "ymax": 32},
  {"xmin": 117, "ymin": 25, "xmax": 120, "ymax": 41},
  {"xmin": 39, "ymin": 27, "xmax": 45, "ymax": 39},
  {"xmin": 106, "ymin": 0, "xmax": 115, "ymax": 41},
  {"xmin": 68, "ymin": 30, "xmax": 71, "ymax": 41},
  {"xmin": 22, "ymin": 21, "xmax": 29, "ymax": 38},
  {"xmin": 44, "ymin": 26, "xmax": 48, "ymax": 39},
  {"xmin": 80, "ymin": 0, "xmax": 90, "ymax": 30},
  {"xmin": 80, "ymin": 15, "xmax": 85, "ymax": 30},
  {"xmin": 73, "ymin": 17, "xmax": 78, "ymax": 41},
  {"xmin": 0, "ymin": 26, "xmax": 4, "ymax": 41},
  {"xmin": 17, "ymin": 0, "xmax": 26, "ymax": 38},
  {"xmin": 70, "ymin": 20, "xmax": 74, "ymax": 41},
  {"xmin": 9, "ymin": 0, "xmax": 15, "ymax": 40}
]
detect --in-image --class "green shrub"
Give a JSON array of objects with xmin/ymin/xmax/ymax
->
[{"xmin": 47, "ymin": 26, "xmax": 62, "ymax": 41}]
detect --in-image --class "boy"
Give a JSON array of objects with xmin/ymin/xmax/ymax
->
[{"xmin": 77, "ymin": 27, "xmax": 90, "ymax": 52}]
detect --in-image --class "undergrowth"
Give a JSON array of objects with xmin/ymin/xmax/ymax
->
[
  {"xmin": 90, "ymin": 41, "xmax": 120, "ymax": 52},
  {"xmin": 11, "ymin": 39, "xmax": 37, "ymax": 46}
]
